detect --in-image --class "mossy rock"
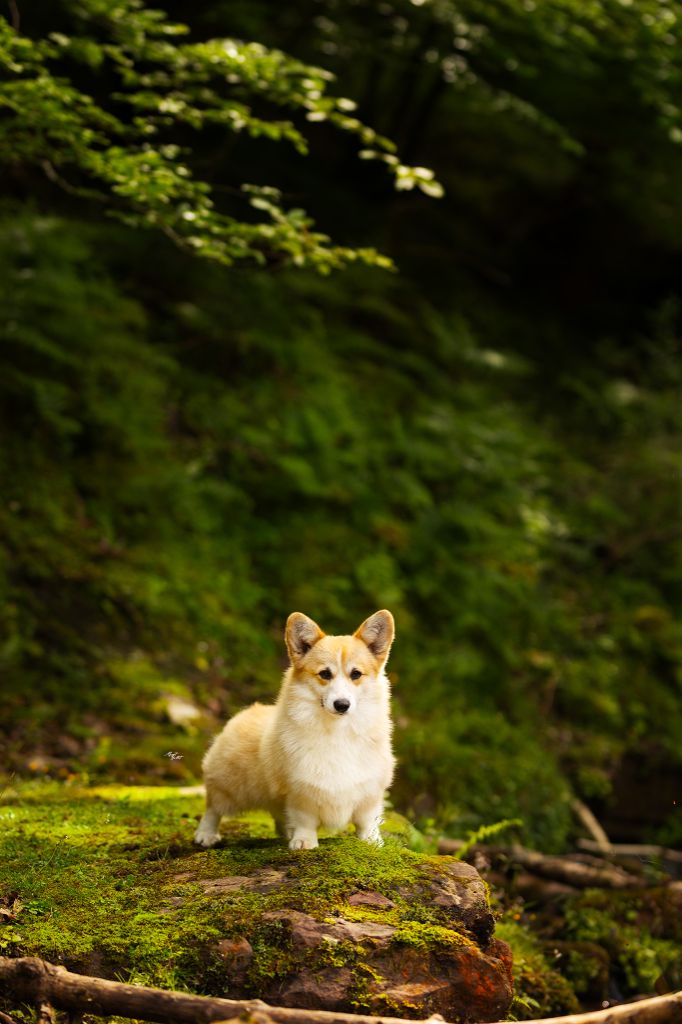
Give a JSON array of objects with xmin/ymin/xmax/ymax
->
[{"xmin": 0, "ymin": 782, "xmax": 512, "ymax": 1022}]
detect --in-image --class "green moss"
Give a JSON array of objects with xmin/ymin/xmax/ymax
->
[
  {"xmin": 0, "ymin": 782, "xmax": 264, "ymax": 983},
  {"xmin": 381, "ymin": 810, "xmax": 433, "ymax": 852},
  {"xmin": 496, "ymin": 919, "xmax": 580, "ymax": 1020},
  {"xmin": 564, "ymin": 895, "xmax": 681, "ymax": 995},
  {"xmin": 280, "ymin": 836, "xmax": 427, "ymax": 918},
  {"xmin": 0, "ymin": 779, "xmax": 473, "ymax": 1005},
  {"xmin": 338, "ymin": 905, "xmax": 401, "ymax": 926},
  {"xmin": 0, "ymin": 786, "xmax": 223, "ymax": 983},
  {"xmin": 312, "ymin": 937, "xmax": 360, "ymax": 970},
  {"xmin": 391, "ymin": 920, "xmax": 475, "ymax": 951},
  {"xmin": 559, "ymin": 945, "xmax": 608, "ymax": 998},
  {"xmin": 244, "ymin": 919, "xmax": 297, "ymax": 990},
  {"xmin": 348, "ymin": 961, "xmax": 390, "ymax": 1013}
]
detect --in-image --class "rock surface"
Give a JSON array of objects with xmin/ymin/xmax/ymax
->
[{"xmin": 197, "ymin": 858, "xmax": 513, "ymax": 1022}]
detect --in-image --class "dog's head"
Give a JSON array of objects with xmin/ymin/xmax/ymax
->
[{"xmin": 285, "ymin": 609, "xmax": 394, "ymax": 719}]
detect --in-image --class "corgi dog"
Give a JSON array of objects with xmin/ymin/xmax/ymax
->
[{"xmin": 194, "ymin": 609, "xmax": 395, "ymax": 850}]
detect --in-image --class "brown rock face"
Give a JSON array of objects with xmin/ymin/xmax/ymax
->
[
  {"xmin": 262, "ymin": 909, "xmax": 397, "ymax": 950},
  {"xmin": 347, "ymin": 890, "xmax": 396, "ymax": 909},
  {"xmin": 367, "ymin": 936, "xmax": 512, "ymax": 1021},
  {"xmin": 276, "ymin": 966, "xmax": 356, "ymax": 1011},
  {"xmin": 207, "ymin": 859, "xmax": 513, "ymax": 1022},
  {"xmin": 199, "ymin": 868, "xmax": 288, "ymax": 895},
  {"xmin": 418, "ymin": 860, "xmax": 495, "ymax": 946},
  {"xmin": 213, "ymin": 937, "xmax": 254, "ymax": 987}
]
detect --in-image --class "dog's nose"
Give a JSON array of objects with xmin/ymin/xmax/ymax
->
[{"xmin": 333, "ymin": 698, "xmax": 350, "ymax": 714}]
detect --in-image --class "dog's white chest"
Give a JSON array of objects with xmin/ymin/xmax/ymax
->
[{"xmin": 278, "ymin": 724, "xmax": 390, "ymax": 827}]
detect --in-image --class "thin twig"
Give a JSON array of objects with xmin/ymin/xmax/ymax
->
[
  {"xmin": 36, "ymin": 1003, "xmax": 56, "ymax": 1024},
  {"xmin": 40, "ymin": 160, "xmax": 108, "ymax": 204},
  {"xmin": 571, "ymin": 797, "xmax": 612, "ymax": 853},
  {"xmin": 7, "ymin": 0, "xmax": 20, "ymax": 31}
]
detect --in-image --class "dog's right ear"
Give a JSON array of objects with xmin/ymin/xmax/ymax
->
[{"xmin": 286, "ymin": 612, "xmax": 325, "ymax": 664}]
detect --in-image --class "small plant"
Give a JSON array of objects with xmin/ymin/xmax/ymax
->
[{"xmin": 453, "ymin": 818, "xmax": 523, "ymax": 860}]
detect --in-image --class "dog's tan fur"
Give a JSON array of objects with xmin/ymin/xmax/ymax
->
[{"xmin": 194, "ymin": 610, "xmax": 395, "ymax": 850}]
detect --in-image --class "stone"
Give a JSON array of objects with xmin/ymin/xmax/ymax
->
[
  {"xmin": 368, "ymin": 935, "xmax": 513, "ymax": 1021},
  {"xmin": 414, "ymin": 859, "xmax": 495, "ymax": 945},
  {"xmin": 347, "ymin": 890, "xmax": 396, "ymax": 909},
  {"xmin": 199, "ymin": 868, "xmax": 289, "ymax": 895},
  {"xmin": 262, "ymin": 909, "xmax": 396, "ymax": 949},
  {"xmin": 213, "ymin": 937, "xmax": 253, "ymax": 986},
  {"xmin": 276, "ymin": 967, "xmax": 355, "ymax": 1010},
  {"xmin": 217, "ymin": 903, "xmax": 513, "ymax": 1021},
  {"xmin": 192, "ymin": 835, "xmax": 512, "ymax": 1021}
]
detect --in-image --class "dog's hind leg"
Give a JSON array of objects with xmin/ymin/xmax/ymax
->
[
  {"xmin": 272, "ymin": 811, "xmax": 288, "ymax": 841},
  {"xmin": 194, "ymin": 807, "xmax": 220, "ymax": 848},
  {"xmin": 194, "ymin": 789, "xmax": 232, "ymax": 848}
]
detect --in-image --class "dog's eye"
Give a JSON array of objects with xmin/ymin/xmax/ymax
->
[
  {"xmin": 350, "ymin": 669, "xmax": 362, "ymax": 681},
  {"xmin": 318, "ymin": 668, "xmax": 333, "ymax": 681}
]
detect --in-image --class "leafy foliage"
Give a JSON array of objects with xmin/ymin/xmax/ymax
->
[
  {"xmin": 2, "ymin": 206, "xmax": 681, "ymax": 849},
  {"xmin": 1, "ymin": 0, "xmax": 681, "ymax": 853},
  {"xmin": 211, "ymin": 0, "xmax": 682, "ymax": 341},
  {"xmin": 453, "ymin": 818, "xmax": 523, "ymax": 861},
  {"xmin": 0, "ymin": 2, "xmax": 438, "ymax": 271}
]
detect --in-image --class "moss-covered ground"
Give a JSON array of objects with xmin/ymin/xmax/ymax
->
[
  {"xmin": 0, "ymin": 782, "xmax": 483, "ymax": 1001},
  {"xmin": 2, "ymin": 781, "xmax": 677, "ymax": 1024},
  {"xmin": 495, "ymin": 919, "xmax": 580, "ymax": 1019},
  {"xmin": 495, "ymin": 892, "xmax": 682, "ymax": 1020}
]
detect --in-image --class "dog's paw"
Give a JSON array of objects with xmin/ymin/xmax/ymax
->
[
  {"xmin": 358, "ymin": 830, "xmax": 384, "ymax": 847},
  {"xmin": 194, "ymin": 828, "xmax": 221, "ymax": 848},
  {"xmin": 289, "ymin": 833, "xmax": 319, "ymax": 850}
]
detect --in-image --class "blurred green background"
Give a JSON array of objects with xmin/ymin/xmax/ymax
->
[{"xmin": 1, "ymin": 0, "xmax": 681, "ymax": 852}]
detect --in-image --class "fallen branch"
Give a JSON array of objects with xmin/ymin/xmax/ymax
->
[
  {"xmin": 1, "ymin": 957, "xmax": 247, "ymax": 1024},
  {"xmin": 499, "ymin": 870, "xmax": 576, "ymax": 901},
  {"xmin": 437, "ymin": 840, "xmax": 646, "ymax": 889},
  {"xmin": 507, "ymin": 844, "xmax": 646, "ymax": 889},
  {"xmin": 1, "ymin": 957, "xmax": 682, "ymax": 1024},
  {"xmin": 577, "ymin": 840, "xmax": 682, "ymax": 867},
  {"xmin": 517, "ymin": 993, "xmax": 682, "ymax": 1024}
]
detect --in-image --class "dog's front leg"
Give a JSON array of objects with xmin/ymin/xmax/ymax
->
[
  {"xmin": 353, "ymin": 797, "xmax": 385, "ymax": 846},
  {"xmin": 286, "ymin": 805, "xmax": 319, "ymax": 850}
]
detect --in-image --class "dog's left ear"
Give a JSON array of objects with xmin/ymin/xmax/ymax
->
[{"xmin": 354, "ymin": 609, "xmax": 395, "ymax": 664}]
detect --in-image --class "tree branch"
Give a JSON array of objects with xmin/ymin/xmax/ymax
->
[
  {"xmin": 437, "ymin": 840, "xmax": 647, "ymax": 889},
  {"xmin": 1, "ymin": 957, "xmax": 682, "ymax": 1024},
  {"xmin": 520, "ymin": 994, "xmax": 682, "ymax": 1024},
  {"xmin": 577, "ymin": 839, "xmax": 682, "ymax": 866}
]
